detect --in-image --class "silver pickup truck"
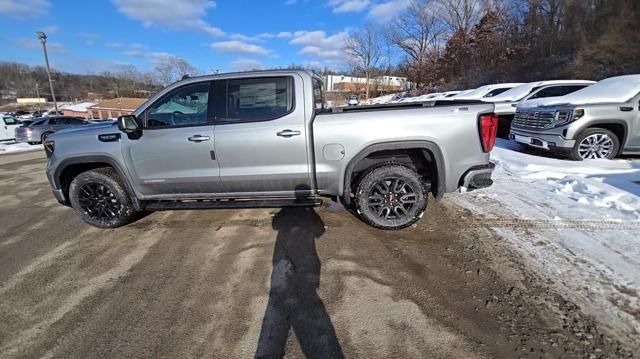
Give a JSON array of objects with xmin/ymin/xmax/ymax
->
[{"xmin": 44, "ymin": 70, "xmax": 496, "ymax": 230}]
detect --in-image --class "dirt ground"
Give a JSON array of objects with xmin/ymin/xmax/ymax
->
[{"xmin": 0, "ymin": 151, "xmax": 634, "ymax": 358}]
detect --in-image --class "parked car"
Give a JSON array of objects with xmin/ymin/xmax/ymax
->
[
  {"xmin": 347, "ymin": 95, "xmax": 359, "ymax": 106},
  {"xmin": 0, "ymin": 115, "xmax": 21, "ymax": 141},
  {"xmin": 15, "ymin": 116, "xmax": 90, "ymax": 144},
  {"xmin": 509, "ymin": 74, "xmax": 640, "ymax": 160},
  {"xmin": 485, "ymin": 80, "xmax": 595, "ymax": 138},
  {"xmin": 44, "ymin": 69, "xmax": 497, "ymax": 229},
  {"xmin": 448, "ymin": 83, "xmax": 524, "ymax": 101}
]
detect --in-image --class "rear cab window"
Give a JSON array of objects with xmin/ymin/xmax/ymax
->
[{"xmin": 220, "ymin": 77, "xmax": 294, "ymax": 123}]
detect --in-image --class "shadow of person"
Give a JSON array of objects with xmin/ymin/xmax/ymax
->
[{"xmin": 255, "ymin": 207, "xmax": 344, "ymax": 359}]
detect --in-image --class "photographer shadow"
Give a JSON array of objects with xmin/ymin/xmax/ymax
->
[{"xmin": 255, "ymin": 206, "xmax": 344, "ymax": 359}]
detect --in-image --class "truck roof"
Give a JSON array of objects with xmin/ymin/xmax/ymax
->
[
  {"xmin": 487, "ymin": 80, "xmax": 596, "ymax": 102},
  {"xmin": 519, "ymin": 75, "xmax": 640, "ymax": 108},
  {"xmin": 173, "ymin": 69, "xmax": 320, "ymax": 85},
  {"xmin": 450, "ymin": 83, "xmax": 524, "ymax": 100}
]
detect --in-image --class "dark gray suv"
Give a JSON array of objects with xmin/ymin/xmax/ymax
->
[{"xmin": 15, "ymin": 116, "xmax": 89, "ymax": 144}]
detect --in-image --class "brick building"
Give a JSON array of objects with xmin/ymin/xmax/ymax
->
[{"xmin": 88, "ymin": 97, "xmax": 147, "ymax": 120}]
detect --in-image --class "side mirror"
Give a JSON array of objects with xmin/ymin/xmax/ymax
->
[{"xmin": 117, "ymin": 115, "xmax": 140, "ymax": 133}]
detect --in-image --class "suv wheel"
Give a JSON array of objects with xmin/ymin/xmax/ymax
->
[
  {"xmin": 69, "ymin": 168, "xmax": 140, "ymax": 228},
  {"xmin": 355, "ymin": 164, "xmax": 427, "ymax": 230},
  {"xmin": 569, "ymin": 128, "xmax": 619, "ymax": 160}
]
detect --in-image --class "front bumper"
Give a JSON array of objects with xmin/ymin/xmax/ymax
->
[
  {"xmin": 460, "ymin": 163, "xmax": 495, "ymax": 191},
  {"xmin": 509, "ymin": 128, "xmax": 575, "ymax": 151}
]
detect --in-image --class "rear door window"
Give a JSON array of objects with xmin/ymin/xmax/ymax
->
[
  {"xmin": 219, "ymin": 77, "xmax": 293, "ymax": 123},
  {"xmin": 484, "ymin": 88, "xmax": 510, "ymax": 98},
  {"xmin": 2, "ymin": 117, "xmax": 18, "ymax": 126}
]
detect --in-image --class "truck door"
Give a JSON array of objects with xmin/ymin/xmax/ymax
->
[
  {"xmin": 121, "ymin": 81, "xmax": 223, "ymax": 196},
  {"xmin": 626, "ymin": 96, "xmax": 640, "ymax": 148},
  {"xmin": 213, "ymin": 75, "xmax": 312, "ymax": 196}
]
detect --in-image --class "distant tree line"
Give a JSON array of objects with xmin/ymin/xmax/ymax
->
[
  {"xmin": 0, "ymin": 55, "xmax": 201, "ymax": 105},
  {"xmin": 346, "ymin": 0, "xmax": 640, "ymax": 94}
]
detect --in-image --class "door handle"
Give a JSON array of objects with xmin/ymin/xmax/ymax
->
[
  {"xmin": 188, "ymin": 135, "xmax": 210, "ymax": 142},
  {"xmin": 277, "ymin": 129, "xmax": 301, "ymax": 138}
]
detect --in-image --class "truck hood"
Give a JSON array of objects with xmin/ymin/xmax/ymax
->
[{"xmin": 51, "ymin": 122, "xmax": 119, "ymax": 139}]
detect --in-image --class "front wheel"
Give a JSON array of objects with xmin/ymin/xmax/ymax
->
[
  {"xmin": 69, "ymin": 168, "xmax": 140, "ymax": 228},
  {"xmin": 569, "ymin": 128, "xmax": 620, "ymax": 160},
  {"xmin": 355, "ymin": 165, "xmax": 428, "ymax": 230}
]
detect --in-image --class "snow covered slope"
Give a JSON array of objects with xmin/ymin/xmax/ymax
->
[{"xmin": 454, "ymin": 139, "xmax": 640, "ymax": 347}]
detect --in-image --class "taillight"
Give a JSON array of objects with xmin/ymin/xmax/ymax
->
[{"xmin": 479, "ymin": 113, "xmax": 498, "ymax": 152}]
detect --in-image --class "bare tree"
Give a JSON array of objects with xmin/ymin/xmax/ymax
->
[
  {"xmin": 153, "ymin": 56, "xmax": 199, "ymax": 86},
  {"xmin": 435, "ymin": 0, "xmax": 486, "ymax": 33},
  {"xmin": 388, "ymin": 0, "xmax": 446, "ymax": 87},
  {"xmin": 344, "ymin": 25, "xmax": 383, "ymax": 100}
]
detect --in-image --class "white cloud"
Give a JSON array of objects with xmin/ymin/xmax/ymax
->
[
  {"xmin": 0, "ymin": 0, "xmax": 50, "ymax": 18},
  {"xmin": 257, "ymin": 33, "xmax": 276, "ymax": 39},
  {"xmin": 329, "ymin": 0, "xmax": 370, "ymax": 13},
  {"xmin": 368, "ymin": 0, "xmax": 411, "ymax": 21},
  {"xmin": 290, "ymin": 30, "xmax": 348, "ymax": 60},
  {"xmin": 284, "ymin": 0, "xmax": 296, "ymax": 4},
  {"xmin": 14, "ymin": 38, "xmax": 64, "ymax": 53},
  {"xmin": 121, "ymin": 43, "xmax": 147, "ymax": 56},
  {"xmin": 229, "ymin": 58, "xmax": 264, "ymax": 71},
  {"xmin": 211, "ymin": 41, "xmax": 271, "ymax": 56},
  {"xmin": 38, "ymin": 25, "xmax": 57, "ymax": 34},
  {"xmin": 106, "ymin": 42, "xmax": 124, "ymax": 48},
  {"xmin": 276, "ymin": 32, "xmax": 293, "ymax": 39},
  {"xmin": 113, "ymin": 0, "xmax": 223, "ymax": 36}
]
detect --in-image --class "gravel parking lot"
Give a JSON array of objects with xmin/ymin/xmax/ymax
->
[{"xmin": 0, "ymin": 151, "xmax": 633, "ymax": 358}]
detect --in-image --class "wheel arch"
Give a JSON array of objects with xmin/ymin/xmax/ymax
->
[
  {"xmin": 341, "ymin": 141, "xmax": 445, "ymax": 205},
  {"xmin": 54, "ymin": 155, "xmax": 141, "ymax": 210},
  {"xmin": 574, "ymin": 120, "xmax": 628, "ymax": 150}
]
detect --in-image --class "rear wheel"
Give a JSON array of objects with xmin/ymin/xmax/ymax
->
[
  {"xmin": 69, "ymin": 168, "xmax": 140, "ymax": 228},
  {"xmin": 569, "ymin": 128, "xmax": 619, "ymax": 160},
  {"xmin": 355, "ymin": 165, "xmax": 428, "ymax": 230}
]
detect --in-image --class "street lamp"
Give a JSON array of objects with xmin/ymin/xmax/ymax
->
[{"xmin": 36, "ymin": 31, "xmax": 58, "ymax": 113}]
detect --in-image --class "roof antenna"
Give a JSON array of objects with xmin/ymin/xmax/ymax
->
[{"xmin": 182, "ymin": 74, "xmax": 190, "ymax": 80}]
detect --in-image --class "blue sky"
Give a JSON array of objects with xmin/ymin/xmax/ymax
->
[{"xmin": 0, "ymin": 0, "xmax": 409, "ymax": 74}]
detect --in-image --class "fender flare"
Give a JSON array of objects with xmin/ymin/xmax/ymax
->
[
  {"xmin": 54, "ymin": 155, "xmax": 142, "ymax": 210},
  {"xmin": 572, "ymin": 120, "xmax": 629, "ymax": 147},
  {"xmin": 341, "ymin": 140, "xmax": 445, "ymax": 205}
]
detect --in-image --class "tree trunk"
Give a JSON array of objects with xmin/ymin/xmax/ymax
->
[{"xmin": 365, "ymin": 71, "xmax": 370, "ymax": 100}]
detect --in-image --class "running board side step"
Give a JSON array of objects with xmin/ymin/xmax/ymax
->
[{"xmin": 144, "ymin": 198, "xmax": 323, "ymax": 211}]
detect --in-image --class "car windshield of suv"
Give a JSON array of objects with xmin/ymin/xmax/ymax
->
[{"xmin": 2, "ymin": 117, "xmax": 18, "ymax": 126}]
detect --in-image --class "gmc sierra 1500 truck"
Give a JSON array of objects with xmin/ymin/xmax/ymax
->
[
  {"xmin": 510, "ymin": 74, "xmax": 640, "ymax": 160},
  {"xmin": 45, "ymin": 70, "xmax": 497, "ymax": 230}
]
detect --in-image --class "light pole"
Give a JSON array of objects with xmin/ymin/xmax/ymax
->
[{"xmin": 36, "ymin": 31, "xmax": 58, "ymax": 113}]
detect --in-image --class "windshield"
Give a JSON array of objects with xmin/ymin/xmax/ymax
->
[
  {"xmin": 489, "ymin": 84, "xmax": 536, "ymax": 102},
  {"xmin": 2, "ymin": 117, "xmax": 18, "ymax": 126}
]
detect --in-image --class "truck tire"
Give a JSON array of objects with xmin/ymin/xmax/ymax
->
[
  {"xmin": 355, "ymin": 164, "xmax": 427, "ymax": 230},
  {"xmin": 569, "ymin": 128, "xmax": 620, "ymax": 161},
  {"xmin": 69, "ymin": 168, "xmax": 140, "ymax": 228}
]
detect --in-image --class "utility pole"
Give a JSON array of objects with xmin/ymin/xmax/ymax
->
[{"xmin": 36, "ymin": 31, "xmax": 58, "ymax": 113}]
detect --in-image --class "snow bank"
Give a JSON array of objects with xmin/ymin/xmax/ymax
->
[
  {"xmin": 0, "ymin": 141, "xmax": 43, "ymax": 154},
  {"xmin": 454, "ymin": 139, "xmax": 640, "ymax": 346}
]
